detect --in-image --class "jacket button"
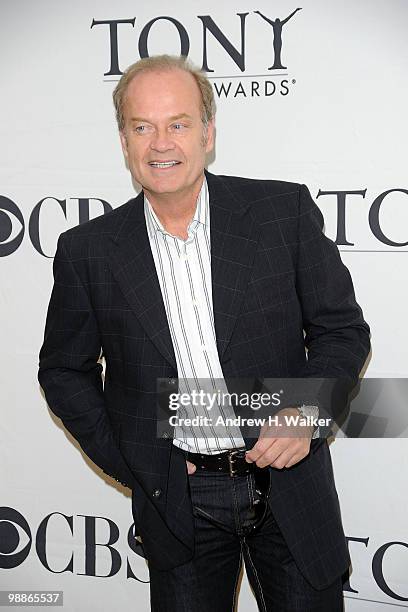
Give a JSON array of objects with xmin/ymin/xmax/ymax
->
[{"xmin": 152, "ymin": 488, "xmax": 162, "ymax": 498}]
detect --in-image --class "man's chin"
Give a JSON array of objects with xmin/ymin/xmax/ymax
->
[
  {"xmin": 142, "ymin": 182, "xmax": 182, "ymax": 197},
  {"xmin": 140, "ymin": 176, "xmax": 201, "ymax": 199}
]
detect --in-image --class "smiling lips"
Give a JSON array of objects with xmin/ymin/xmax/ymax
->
[{"xmin": 148, "ymin": 161, "xmax": 181, "ymax": 168}]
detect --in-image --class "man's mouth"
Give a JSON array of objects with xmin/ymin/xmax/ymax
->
[{"xmin": 148, "ymin": 161, "xmax": 181, "ymax": 168}]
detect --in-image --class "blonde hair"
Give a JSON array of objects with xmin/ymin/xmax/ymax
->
[{"xmin": 112, "ymin": 54, "xmax": 216, "ymax": 132}]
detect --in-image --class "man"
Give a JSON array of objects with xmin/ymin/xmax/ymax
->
[{"xmin": 38, "ymin": 54, "xmax": 370, "ymax": 611}]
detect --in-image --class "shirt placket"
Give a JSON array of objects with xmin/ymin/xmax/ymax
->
[{"xmin": 175, "ymin": 232, "xmax": 219, "ymax": 451}]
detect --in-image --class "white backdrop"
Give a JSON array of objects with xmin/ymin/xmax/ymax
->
[{"xmin": 1, "ymin": 0, "xmax": 407, "ymax": 610}]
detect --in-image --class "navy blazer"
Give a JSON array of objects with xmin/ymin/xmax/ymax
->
[{"xmin": 38, "ymin": 170, "xmax": 370, "ymax": 589}]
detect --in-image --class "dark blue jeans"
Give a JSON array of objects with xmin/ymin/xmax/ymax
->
[{"xmin": 149, "ymin": 466, "xmax": 343, "ymax": 611}]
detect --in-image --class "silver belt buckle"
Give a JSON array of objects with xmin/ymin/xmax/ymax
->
[{"xmin": 228, "ymin": 449, "xmax": 242, "ymax": 476}]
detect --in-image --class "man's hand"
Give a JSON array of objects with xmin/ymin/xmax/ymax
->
[
  {"xmin": 186, "ymin": 460, "xmax": 197, "ymax": 475},
  {"xmin": 245, "ymin": 407, "xmax": 314, "ymax": 469}
]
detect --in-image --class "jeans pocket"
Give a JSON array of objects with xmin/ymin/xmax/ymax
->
[
  {"xmin": 253, "ymin": 468, "xmax": 270, "ymax": 497},
  {"xmin": 192, "ymin": 504, "xmax": 235, "ymax": 534}
]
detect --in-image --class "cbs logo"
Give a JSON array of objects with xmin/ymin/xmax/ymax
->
[{"xmin": 0, "ymin": 196, "xmax": 112, "ymax": 257}]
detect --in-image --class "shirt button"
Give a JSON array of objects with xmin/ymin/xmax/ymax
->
[{"xmin": 152, "ymin": 489, "xmax": 162, "ymax": 498}]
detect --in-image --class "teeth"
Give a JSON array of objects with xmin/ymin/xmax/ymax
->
[{"xmin": 149, "ymin": 161, "xmax": 179, "ymax": 168}]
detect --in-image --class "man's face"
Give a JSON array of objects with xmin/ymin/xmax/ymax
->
[{"xmin": 119, "ymin": 68, "xmax": 214, "ymax": 200}]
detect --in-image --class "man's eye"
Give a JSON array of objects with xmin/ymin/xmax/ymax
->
[
  {"xmin": 135, "ymin": 125, "xmax": 146, "ymax": 133},
  {"xmin": 172, "ymin": 123, "xmax": 186, "ymax": 130}
]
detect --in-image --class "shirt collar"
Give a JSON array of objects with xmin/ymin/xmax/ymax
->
[{"xmin": 144, "ymin": 175, "xmax": 208, "ymax": 240}]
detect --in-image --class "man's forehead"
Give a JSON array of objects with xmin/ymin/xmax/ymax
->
[
  {"xmin": 126, "ymin": 67, "xmax": 200, "ymax": 100},
  {"xmin": 123, "ymin": 69, "xmax": 202, "ymax": 119}
]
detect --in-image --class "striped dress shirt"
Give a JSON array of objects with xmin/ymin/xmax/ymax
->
[{"xmin": 144, "ymin": 176, "xmax": 245, "ymax": 454}]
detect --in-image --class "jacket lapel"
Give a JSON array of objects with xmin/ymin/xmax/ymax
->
[
  {"xmin": 107, "ymin": 191, "xmax": 177, "ymax": 371},
  {"xmin": 206, "ymin": 170, "xmax": 260, "ymax": 362},
  {"xmin": 107, "ymin": 171, "xmax": 260, "ymax": 371}
]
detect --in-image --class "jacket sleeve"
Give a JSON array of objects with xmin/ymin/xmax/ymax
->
[
  {"xmin": 294, "ymin": 183, "xmax": 371, "ymax": 442},
  {"xmin": 38, "ymin": 231, "xmax": 135, "ymax": 488}
]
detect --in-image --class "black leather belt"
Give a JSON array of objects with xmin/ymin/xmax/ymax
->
[{"xmin": 186, "ymin": 447, "xmax": 255, "ymax": 477}]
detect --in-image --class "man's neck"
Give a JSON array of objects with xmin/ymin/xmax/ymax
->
[{"xmin": 144, "ymin": 174, "xmax": 205, "ymax": 239}]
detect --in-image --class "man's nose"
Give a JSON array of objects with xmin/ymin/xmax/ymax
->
[{"xmin": 150, "ymin": 129, "xmax": 176, "ymax": 152}]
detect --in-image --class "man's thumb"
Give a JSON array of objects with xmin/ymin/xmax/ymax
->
[{"xmin": 186, "ymin": 460, "xmax": 197, "ymax": 475}]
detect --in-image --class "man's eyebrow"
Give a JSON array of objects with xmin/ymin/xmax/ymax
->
[
  {"xmin": 130, "ymin": 113, "xmax": 193, "ymax": 123},
  {"xmin": 168, "ymin": 113, "xmax": 193, "ymax": 121}
]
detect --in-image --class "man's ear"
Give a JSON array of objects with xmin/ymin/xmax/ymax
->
[
  {"xmin": 119, "ymin": 130, "xmax": 129, "ymax": 161},
  {"xmin": 205, "ymin": 118, "xmax": 215, "ymax": 154}
]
